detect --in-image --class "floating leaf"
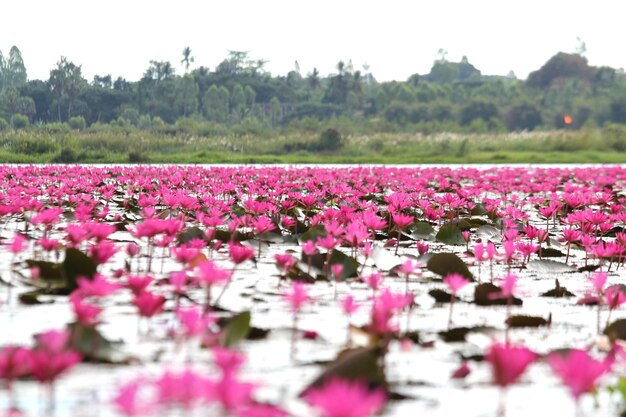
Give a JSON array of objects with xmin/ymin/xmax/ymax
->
[
  {"xmin": 328, "ymin": 250, "xmax": 359, "ymax": 281},
  {"xmin": 247, "ymin": 327, "xmax": 270, "ymax": 340},
  {"xmin": 578, "ymin": 264, "xmax": 600, "ymax": 273},
  {"xmin": 427, "ymin": 253, "xmax": 473, "ymax": 280},
  {"xmin": 506, "ymin": 315, "xmax": 549, "ymax": 328},
  {"xmin": 220, "ymin": 311, "xmax": 251, "ymax": 348},
  {"xmin": 408, "ymin": 222, "xmax": 435, "ymax": 240},
  {"xmin": 301, "ymin": 250, "xmax": 359, "ymax": 281},
  {"xmin": 470, "ymin": 204, "xmax": 489, "ymax": 216},
  {"xmin": 67, "ymin": 322, "xmax": 131, "ymax": 364},
  {"xmin": 428, "ymin": 289, "xmax": 452, "ymax": 303},
  {"xmin": 304, "ymin": 347, "xmax": 386, "ymax": 393},
  {"xmin": 439, "ymin": 326, "xmax": 494, "ymax": 343},
  {"xmin": 540, "ymin": 247, "xmax": 565, "ymax": 258},
  {"xmin": 474, "ymin": 283, "xmax": 522, "ymax": 306},
  {"xmin": 19, "ymin": 290, "xmax": 54, "ymax": 305},
  {"xmin": 178, "ymin": 227, "xmax": 208, "ymax": 244},
  {"xmin": 62, "ymin": 248, "xmax": 97, "ymax": 290},
  {"xmin": 25, "ymin": 260, "xmax": 63, "ymax": 282},
  {"xmin": 526, "ymin": 260, "xmax": 576, "ymax": 273},
  {"xmin": 258, "ymin": 230, "xmax": 284, "ymax": 244},
  {"xmin": 604, "ymin": 319, "xmax": 626, "ymax": 342},
  {"xmin": 476, "ymin": 225, "xmax": 500, "ymax": 240},
  {"xmin": 541, "ymin": 279, "xmax": 575, "ymax": 297},
  {"xmin": 436, "ymin": 224, "xmax": 466, "ymax": 246},
  {"xmin": 298, "ymin": 225, "xmax": 327, "ymax": 243}
]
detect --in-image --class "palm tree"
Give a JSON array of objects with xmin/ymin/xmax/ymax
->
[
  {"xmin": 181, "ymin": 47, "xmax": 194, "ymax": 73},
  {"xmin": 308, "ymin": 68, "xmax": 320, "ymax": 91}
]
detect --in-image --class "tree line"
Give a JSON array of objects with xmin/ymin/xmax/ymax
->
[{"xmin": 1, "ymin": 46, "xmax": 626, "ymax": 134}]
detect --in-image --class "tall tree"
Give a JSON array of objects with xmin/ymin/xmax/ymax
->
[
  {"xmin": 48, "ymin": 57, "xmax": 85, "ymax": 121},
  {"xmin": 203, "ymin": 84, "xmax": 229, "ymax": 123},
  {"xmin": 230, "ymin": 84, "xmax": 246, "ymax": 121},
  {"xmin": 0, "ymin": 50, "xmax": 6, "ymax": 91},
  {"xmin": 181, "ymin": 47, "xmax": 194, "ymax": 73},
  {"xmin": 5, "ymin": 46, "xmax": 27, "ymax": 89},
  {"xmin": 174, "ymin": 75, "xmax": 199, "ymax": 117}
]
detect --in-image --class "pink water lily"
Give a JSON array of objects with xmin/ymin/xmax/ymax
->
[
  {"xmin": 304, "ymin": 378, "xmax": 386, "ymax": 417},
  {"xmin": 547, "ymin": 349, "xmax": 611, "ymax": 406}
]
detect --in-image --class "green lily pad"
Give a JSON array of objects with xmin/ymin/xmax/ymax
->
[
  {"xmin": 474, "ymin": 283, "xmax": 523, "ymax": 306},
  {"xmin": 436, "ymin": 224, "xmax": 466, "ymax": 246},
  {"xmin": 541, "ymin": 279, "xmax": 575, "ymax": 297},
  {"xmin": 604, "ymin": 319, "xmax": 626, "ymax": 342},
  {"xmin": 427, "ymin": 253, "xmax": 473, "ymax": 280},
  {"xmin": 67, "ymin": 322, "xmax": 131, "ymax": 364},
  {"xmin": 408, "ymin": 222, "xmax": 435, "ymax": 240},
  {"xmin": 63, "ymin": 248, "xmax": 97, "ymax": 290},
  {"xmin": 220, "ymin": 311, "xmax": 251, "ymax": 348},
  {"xmin": 506, "ymin": 315, "xmax": 549, "ymax": 328},
  {"xmin": 304, "ymin": 347, "xmax": 386, "ymax": 393}
]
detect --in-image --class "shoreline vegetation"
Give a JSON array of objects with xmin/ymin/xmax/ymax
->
[
  {"xmin": 1, "ymin": 48, "xmax": 626, "ymax": 164},
  {"xmin": 0, "ymin": 125, "xmax": 625, "ymax": 164}
]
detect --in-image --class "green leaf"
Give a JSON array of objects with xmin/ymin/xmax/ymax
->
[
  {"xmin": 304, "ymin": 347, "xmax": 386, "ymax": 393},
  {"xmin": 178, "ymin": 226, "xmax": 208, "ymax": 244},
  {"xmin": 541, "ymin": 279, "xmax": 575, "ymax": 297},
  {"xmin": 476, "ymin": 225, "xmax": 500, "ymax": 240},
  {"xmin": 505, "ymin": 315, "xmax": 549, "ymax": 328},
  {"xmin": 220, "ymin": 311, "xmax": 251, "ymax": 347},
  {"xmin": 470, "ymin": 204, "xmax": 489, "ymax": 216},
  {"xmin": 62, "ymin": 248, "xmax": 97, "ymax": 290},
  {"xmin": 435, "ymin": 224, "xmax": 466, "ymax": 245},
  {"xmin": 428, "ymin": 289, "xmax": 452, "ymax": 303},
  {"xmin": 439, "ymin": 325, "xmax": 494, "ymax": 342},
  {"xmin": 67, "ymin": 322, "xmax": 130, "ymax": 363},
  {"xmin": 408, "ymin": 222, "xmax": 435, "ymax": 240},
  {"xmin": 604, "ymin": 319, "xmax": 626, "ymax": 342},
  {"xmin": 427, "ymin": 253, "xmax": 473, "ymax": 280},
  {"xmin": 474, "ymin": 283, "xmax": 523, "ymax": 306},
  {"xmin": 298, "ymin": 225, "xmax": 327, "ymax": 243},
  {"xmin": 329, "ymin": 250, "xmax": 359, "ymax": 280},
  {"xmin": 25, "ymin": 259, "xmax": 64, "ymax": 282},
  {"xmin": 540, "ymin": 247, "xmax": 565, "ymax": 258}
]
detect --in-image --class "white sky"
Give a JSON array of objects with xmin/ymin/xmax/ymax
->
[{"xmin": 1, "ymin": 0, "xmax": 624, "ymax": 83}]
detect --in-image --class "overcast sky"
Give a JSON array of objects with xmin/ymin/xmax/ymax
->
[{"xmin": 1, "ymin": 0, "xmax": 623, "ymax": 83}]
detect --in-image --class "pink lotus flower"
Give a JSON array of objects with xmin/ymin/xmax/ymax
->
[
  {"xmin": 177, "ymin": 307, "xmax": 215, "ymax": 338},
  {"xmin": 443, "ymin": 273, "xmax": 470, "ymax": 295},
  {"xmin": 341, "ymin": 295, "xmax": 360, "ymax": 315},
  {"xmin": 229, "ymin": 243, "xmax": 255, "ymax": 265},
  {"xmin": 304, "ymin": 378, "xmax": 386, "ymax": 417},
  {"xmin": 547, "ymin": 349, "xmax": 611, "ymax": 402},
  {"xmin": 8, "ymin": 234, "xmax": 27, "ymax": 255},
  {"xmin": 113, "ymin": 379, "xmax": 154, "ymax": 416},
  {"xmin": 31, "ymin": 329, "xmax": 81, "ymax": 384},
  {"xmin": 485, "ymin": 342, "xmax": 537, "ymax": 387},
  {"xmin": 0, "ymin": 346, "xmax": 32, "ymax": 388},
  {"xmin": 76, "ymin": 274, "xmax": 121, "ymax": 298},
  {"xmin": 284, "ymin": 282, "xmax": 311, "ymax": 313},
  {"xmin": 133, "ymin": 291, "xmax": 166, "ymax": 318},
  {"xmin": 71, "ymin": 297, "xmax": 102, "ymax": 327}
]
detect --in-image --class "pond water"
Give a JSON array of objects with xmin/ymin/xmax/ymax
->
[{"xmin": 0, "ymin": 164, "xmax": 625, "ymax": 417}]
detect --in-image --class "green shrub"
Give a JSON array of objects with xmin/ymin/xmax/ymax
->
[
  {"xmin": 12, "ymin": 114, "xmax": 29, "ymax": 129},
  {"xmin": 315, "ymin": 128, "xmax": 344, "ymax": 152},
  {"xmin": 0, "ymin": 118, "xmax": 8, "ymax": 131},
  {"xmin": 128, "ymin": 149, "xmax": 149, "ymax": 163},
  {"xmin": 68, "ymin": 116, "xmax": 86, "ymax": 131},
  {"xmin": 53, "ymin": 147, "xmax": 78, "ymax": 163}
]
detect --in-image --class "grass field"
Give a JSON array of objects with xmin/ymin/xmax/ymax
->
[{"xmin": 0, "ymin": 127, "xmax": 625, "ymax": 164}]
